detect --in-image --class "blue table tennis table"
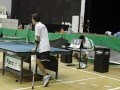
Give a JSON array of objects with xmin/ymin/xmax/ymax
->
[{"xmin": 0, "ymin": 41, "xmax": 71, "ymax": 84}]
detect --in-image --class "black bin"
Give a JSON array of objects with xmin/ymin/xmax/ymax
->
[{"xmin": 94, "ymin": 47, "xmax": 110, "ymax": 73}]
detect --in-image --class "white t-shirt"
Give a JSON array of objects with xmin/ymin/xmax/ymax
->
[
  {"xmin": 83, "ymin": 37, "xmax": 93, "ymax": 49},
  {"xmin": 35, "ymin": 22, "xmax": 50, "ymax": 53}
]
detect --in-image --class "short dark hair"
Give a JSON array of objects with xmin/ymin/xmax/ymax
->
[
  {"xmin": 32, "ymin": 13, "xmax": 41, "ymax": 22},
  {"xmin": 79, "ymin": 35, "xmax": 85, "ymax": 40}
]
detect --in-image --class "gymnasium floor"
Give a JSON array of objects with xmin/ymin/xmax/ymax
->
[{"xmin": 0, "ymin": 52, "xmax": 120, "ymax": 90}]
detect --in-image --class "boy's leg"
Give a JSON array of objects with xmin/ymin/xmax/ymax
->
[
  {"xmin": 36, "ymin": 59, "xmax": 50, "ymax": 87},
  {"xmin": 36, "ymin": 59, "xmax": 47, "ymax": 76}
]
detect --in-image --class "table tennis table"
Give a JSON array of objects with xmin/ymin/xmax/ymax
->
[{"xmin": 0, "ymin": 41, "xmax": 71, "ymax": 84}]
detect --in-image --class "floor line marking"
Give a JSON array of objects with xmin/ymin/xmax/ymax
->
[
  {"xmin": 79, "ymin": 83, "xmax": 85, "ymax": 85},
  {"xmin": 91, "ymin": 84, "xmax": 99, "ymax": 86},
  {"xmin": 104, "ymin": 86, "xmax": 112, "ymax": 88},
  {"xmin": 14, "ymin": 78, "xmax": 96, "ymax": 90},
  {"xmin": 108, "ymin": 87, "xmax": 120, "ymax": 90},
  {"xmin": 59, "ymin": 64, "xmax": 120, "ymax": 82},
  {"xmin": 14, "ymin": 64, "xmax": 120, "ymax": 90}
]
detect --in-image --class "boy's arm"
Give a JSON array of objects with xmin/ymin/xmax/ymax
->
[{"xmin": 33, "ymin": 36, "xmax": 40, "ymax": 53}]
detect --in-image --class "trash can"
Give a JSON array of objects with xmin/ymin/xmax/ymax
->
[{"xmin": 94, "ymin": 47, "xmax": 110, "ymax": 73}]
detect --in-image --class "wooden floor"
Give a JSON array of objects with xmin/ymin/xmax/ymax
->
[{"xmin": 0, "ymin": 52, "xmax": 120, "ymax": 90}]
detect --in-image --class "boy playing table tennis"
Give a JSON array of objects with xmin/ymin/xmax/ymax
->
[{"xmin": 32, "ymin": 13, "xmax": 50, "ymax": 87}]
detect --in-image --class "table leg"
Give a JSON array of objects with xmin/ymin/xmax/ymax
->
[
  {"xmin": 66, "ymin": 51, "xmax": 75, "ymax": 66},
  {"xmin": 20, "ymin": 60, "xmax": 23, "ymax": 84},
  {"xmin": 29, "ymin": 59, "xmax": 31, "ymax": 71},
  {"xmin": 2, "ymin": 53, "xmax": 5, "ymax": 75},
  {"xmin": 77, "ymin": 48, "xmax": 81, "ymax": 69}
]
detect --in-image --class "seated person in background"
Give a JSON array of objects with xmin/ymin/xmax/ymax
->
[
  {"xmin": 60, "ymin": 27, "xmax": 65, "ymax": 33},
  {"xmin": 73, "ymin": 35, "xmax": 94, "ymax": 69}
]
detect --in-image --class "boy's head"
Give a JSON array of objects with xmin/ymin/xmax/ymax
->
[{"xmin": 32, "ymin": 13, "xmax": 41, "ymax": 25}]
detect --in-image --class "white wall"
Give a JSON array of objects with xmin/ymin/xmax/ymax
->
[
  {"xmin": 0, "ymin": 0, "xmax": 12, "ymax": 16},
  {"xmin": 72, "ymin": 16, "xmax": 79, "ymax": 33}
]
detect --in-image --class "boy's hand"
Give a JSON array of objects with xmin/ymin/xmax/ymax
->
[{"xmin": 32, "ymin": 48, "xmax": 36, "ymax": 54}]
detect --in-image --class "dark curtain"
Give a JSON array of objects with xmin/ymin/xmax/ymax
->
[
  {"xmin": 11, "ymin": 0, "xmax": 120, "ymax": 34},
  {"xmin": 90, "ymin": 0, "xmax": 120, "ymax": 34},
  {"xmin": 11, "ymin": 0, "xmax": 81, "ymax": 24},
  {"xmin": 83, "ymin": 0, "xmax": 92, "ymax": 33},
  {"xmin": 11, "ymin": 0, "xmax": 64, "ymax": 24},
  {"xmin": 11, "ymin": 0, "xmax": 43, "ymax": 24}
]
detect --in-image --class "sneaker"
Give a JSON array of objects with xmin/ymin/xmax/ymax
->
[
  {"xmin": 43, "ymin": 75, "xmax": 50, "ymax": 87},
  {"xmin": 80, "ymin": 62, "xmax": 87, "ymax": 69}
]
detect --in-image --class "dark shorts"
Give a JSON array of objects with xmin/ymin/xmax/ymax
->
[{"xmin": 36, "ymin": 51, "xmax": 50, "ymax": 61}]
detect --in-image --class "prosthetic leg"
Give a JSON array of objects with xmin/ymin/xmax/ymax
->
[{"xmin": 32, "ymin": 55, "xmax": 36, "ymax": 89}]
